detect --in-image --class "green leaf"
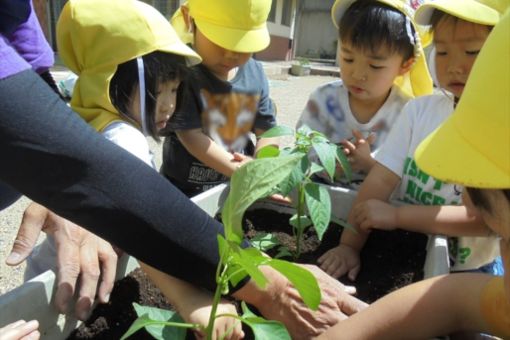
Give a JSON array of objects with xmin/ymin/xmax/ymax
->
[
  {"xmin": 228, "ymin": 242, "xmax": 270, "ymax": 288},
  {"xmin": 260, "ymin": 125, "xmax": 295, "ymax": 138},
  {"xmin": 308, "ymin": 162, "xmax": 324, "ymax": 176},
  {"xmin": 296, "ymin": 124, "xmax": 313, "ymax": 137},
  {"xmin": 267, "ymin": 259, "xmax": 321, "ymax": 310},
  {"xmin": 121, "ymin": 305, "xmax": 189, "ymax": 340},
  {"xmin": 312, "ymin": 141, "xmax": 336, "ymax": 180},
  {"xmin": 240, "ymin": 302, "xmax": 291, "ymax": 340},
  {"xmin": 277, "ymin": 155, "xmax": 307, "ymax": 196},
  {"xmin": 274, "ymin": 246, "xmax": 292, "ymax": 259},
  {"xmin": 289, "ymin": 214, "xmax": 312, "ymax": 230},
  {"xmin": 335, "ymin": 145, "xmax": 352, "ymax": 182},
  {"xmin": 222, "ymin": 154, "xmax": 302, "ymax": 243},
  {"xmin": 256, "ymin": 145, "xmax": 280, "ymax": 159},
  {"xmin": 250, "ymin": 233, "xmax": 281, "ymax": 252},
  {"xmin": 304, "ymin": 183, "xmax": 331, "ymax": 240}
]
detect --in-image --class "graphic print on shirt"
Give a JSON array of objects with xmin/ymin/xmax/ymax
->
[{"xmin": 200, "ymin": 89, "xmax": 259, "ymax": 153}]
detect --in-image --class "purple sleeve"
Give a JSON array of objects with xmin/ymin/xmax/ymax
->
[
  {"xmin": 6, "ymin": 1, "xmax": 54, "ymax": 74},
  {"xmin": 0, "ymin": 35, "xmax": 31, "ymax": 79}
]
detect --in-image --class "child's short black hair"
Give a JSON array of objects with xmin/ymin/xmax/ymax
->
[
  {"xmin": 429, "ymin": 9, "xmax": 493, "ymax": 33},
  {"xmin": 109, "ymin": 51, "xmax": 188, "ymax": 140},
  {"xmin": 339, "ymin": 0, "xmax": 415, "ymax": 61}
]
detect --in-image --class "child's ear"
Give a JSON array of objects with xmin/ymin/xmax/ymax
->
[
  {"xmin": 180, "ymin": 5, "xmax": 193, "ymax": 33},
  {"xmin": 399, "ymin": 57, "xmax": 415, "ymax": 75}
]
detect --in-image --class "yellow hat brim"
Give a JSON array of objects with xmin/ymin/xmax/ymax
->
[
  {"xmin": 158, "ymin": 39, "xmax": 201, "ymax": 66},
  {"xmin": 194, "ymin": 18, "xmax": 269, "ymax": 53},
  {"xmin": 414, "ymin": 0, "xmax": 501, "ymax": 26}
]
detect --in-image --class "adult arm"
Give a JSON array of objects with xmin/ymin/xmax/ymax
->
[{"xmin": 0, "ymin": 69, "xmax": 224, "ymax": 291}]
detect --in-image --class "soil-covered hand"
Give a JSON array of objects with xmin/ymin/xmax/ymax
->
[
  {"xmin": 352, "ymin": 199, "xmax": 398, "ymax": 231},
  {"xmin": 317, "ymin": 244, "xmax": 361, "ymax": 280},
  {"xmin": 244, "ymin": 265, "xmax": 367, "ymax": 339},
  {"xmin": 0, "ymin": 320, "xmax": 39, "ymax": 340},
  {"xmin": 6, "ymin": 202, "xmax": 118, "ymax": 321},
  {"xmin": 188, "ymin": 300, "xmax": 244, "ymax": 340}
]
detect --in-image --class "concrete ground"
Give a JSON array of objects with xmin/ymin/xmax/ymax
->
[{"xmin": 0, "ymin": 65, "xmax": 337, "ymax": 295}]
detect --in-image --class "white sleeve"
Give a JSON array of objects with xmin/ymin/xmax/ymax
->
[
  {"xmin": 102, "ymin": 122, "xmax": 154, "ymax": 168},
  {"xmin": 374, "ymin": 102, "xmax": 415, "ymax": 178}
]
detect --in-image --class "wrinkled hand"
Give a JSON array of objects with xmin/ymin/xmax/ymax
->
[
  {"xmin": 317, "ymin": 244, "xmax": 361, "ymax": 280},
  {"xmin": 352, "ymin": 199, "xmax": 398, "ymax": 231},
  {"xmin": 340, "ymin": 130, "xmax": 376, "ymax": 173},
  {"xmin": 254, "ymin": 265, "xmax": 367, "ymax": 339},
  {"xmin": 0, "ymin": 320, "xmax": 39, "ymax": 340},
  {"xmin": 6, "ymin": 202, "xmax": 118, "ymax": 320},
  {"xmin": 188, "ymin": 300, "xmax": 244, "ymax": 340}
]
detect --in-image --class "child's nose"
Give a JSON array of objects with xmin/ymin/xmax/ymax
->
[
  {"xmin": 352, "ymin": 67, "xmax": 367, "ymax": 81},
  {"xmin": 447, "ymin": 58, "xmax": 464, "ymax": 75}
]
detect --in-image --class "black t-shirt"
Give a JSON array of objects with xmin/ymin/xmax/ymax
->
[{"xmin": 161, "ymin": 58, "xmax": 276, "ymax": 197}]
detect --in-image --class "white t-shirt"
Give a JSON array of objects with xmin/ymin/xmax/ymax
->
[
  {"xmin": 296, "ymin": 79, "xmax": 411, "ymax": 186},
  {"xmin": 376, "ymin": 94, "xmax": 500, "ymax": 271},
  {"xmin": 103, "ymin": 121, "xmax": 155, "ymax": 169}
]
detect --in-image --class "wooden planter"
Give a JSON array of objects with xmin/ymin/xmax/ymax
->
[{"xmin": 0, "ymin": 183, "xmax": 449, "ymax": 339}]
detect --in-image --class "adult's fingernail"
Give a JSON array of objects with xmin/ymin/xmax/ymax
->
[
  {"xmin": 6, "ymin": 252, "xmax": 21, "ymax": 264},
  {"xmin": 104, "ymin": 294, "xmax": 110, "ymax": 303}
]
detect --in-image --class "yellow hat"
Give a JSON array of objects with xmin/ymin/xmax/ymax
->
[
  {"xmin": 173, "ymin": 0, "xmax": 271, "ymax": 53},
  {"xmin": 57, "ymin": 0, "xmax": 201, "ymax": 132},
  {"xmin": 415, "ymin": 0, "xmax": 505, "ymax": 26},
  {"xmin": 415, "ymin": 9, "xmax": 510, "ymax": 188},
  {"xmin": 331, "ymin": 0, "xmax": 433, "ymax": 97}
]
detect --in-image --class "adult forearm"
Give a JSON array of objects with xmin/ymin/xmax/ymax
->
[
  {"xmin": 0, "ymin": 70, "xmax": 223, "ymax": 291},
  {"xmin": 395, "ymin": 205, "xmax": 490, "ymax": 236}
]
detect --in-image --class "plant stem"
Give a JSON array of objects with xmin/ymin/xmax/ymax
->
[
  {"xmin": 295, "ymin": 185, "xmax": 305, "ymax": 259},
  {"xmin": 206, "ymin": 252, "xmax": 229, "ymax": 340}
]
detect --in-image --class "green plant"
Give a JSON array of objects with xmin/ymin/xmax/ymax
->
[
  {"xmin": 121, "ymin": 154, "xmax": 322, "ymax": 340},
  {"xmin": 295, "ymin": 57, "xmax": 310, "ymax": 66},
  {"xmin": 258, "ymin": 125, "xmax": 353, "ymax": 259}
]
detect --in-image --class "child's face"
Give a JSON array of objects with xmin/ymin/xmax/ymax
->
[
  {"xmin": 129, "ymin": 79, "xmax": 180, "ymax": 131},
  {"xmin": 434, "ymin": 18, "xmax": 490, "ymax": 100},
  {"xmin": 338, "ymin": 41, "xmax": 413, "ymax": 104},
  {"xmin": 194, "ymin": 27, "xmax": 252, "ymax": 80}
]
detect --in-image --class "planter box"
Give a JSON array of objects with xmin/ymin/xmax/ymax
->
[
  {"xmin": 0, "ymin": 183, "xmax": 449, "ymax": 339},
  {"xmin": 290, "ymin": 64, "xmax": 311, "ymax": 76}
]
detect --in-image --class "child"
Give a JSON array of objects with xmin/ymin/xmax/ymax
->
[
  {"xmin": 160, "ymin": 0, "xmax": 278, "ymax": 197},
  {"xmin": 296, "ymin": 0, "xmax": 433, "ymax": 187},
  {"xmin": 317, "ymin": 9, "xmax": 510, "ymax": 337},
  {"xmin": 319, "ymin": 0, "xmax": 503, "ymax": 280},
  {"xmin": 26, "ymin": 1, "xmax": 243, "ymax": 337}
]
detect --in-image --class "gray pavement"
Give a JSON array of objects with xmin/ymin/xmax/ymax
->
[{"xmin": 0, "ymin": 65, "xmax": 337, "ymax": 295}]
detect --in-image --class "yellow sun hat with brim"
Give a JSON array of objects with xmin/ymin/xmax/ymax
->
[
  {"xmin": 57, "ymin": 0, "xmax": 201, "ymax": 132},
  {"xmin": 414, "ymin": 0, "xmax": 505, "ymax": 26},
  {"xmin": 415, "ymin": 9, "xmax": 510, "ymax": 189},
  {"xmin": 331, "ymin": 0, "xmax": 433, "ymax": 98},
  {"xmin": 171, "ymin": 0, "xmax": 271, "ymax": 53}
]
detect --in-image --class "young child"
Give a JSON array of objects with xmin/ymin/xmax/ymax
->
[
  {"xmin": 160, "ymin": 0, "xmax": 278, "ymax": 197},
  {"xmin": 319, "ymin": 0, "xmax": 503, "ymax": 280},
  {"xmin": 26, "ymin": 1, "xmax": 243, "ymax": 337},
  {"xmin": 317, "ymin": 10, "xmax": 510, "ymax": 337},
  {"xmin": 296, "ymin": 0, "xmax": 432, "ymax": 187}
]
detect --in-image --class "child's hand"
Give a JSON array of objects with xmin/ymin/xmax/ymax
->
[
  {"xmin": 231, "ymin": 152, "xmax": 253, "ymax": 170},
  {"xmin": 352, "ymin": 199, "xmax": 398, "ymax": 231},
  {"xmin": 188, "ymin": 300, "xmax": 244, "ymax": 340},
  {"xmin": 0, "ymin": 320, "xmax": 39, "ymax": 340},
  {"xmin": 317, "ymin": 244, "xmax": 361, "ymax": 280},
  {"xmin": 340, "ymin": 130, "xmax": 376, "ymax": 173}
]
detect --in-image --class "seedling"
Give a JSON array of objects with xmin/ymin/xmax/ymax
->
[
  {"xmin": 122, "ymin": 154, "xmax": 322, "ymax": 340},
  {"xmin": 258, "ymin": 125, "xmax": 352, "ymax": 259}
]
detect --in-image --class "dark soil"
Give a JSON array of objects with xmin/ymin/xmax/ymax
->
[{"xmin": 69, "ymin": 208, "xmax": 427, "ymax": 338}]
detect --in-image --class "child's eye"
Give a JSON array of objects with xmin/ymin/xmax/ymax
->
[
  {"xmin": 342, "ymin": 58, "xmax": 353, "ymax": 63},
  {"xmin": 466, "ymin": 50, "xmax": 480, "ymax": 56},
  {"xmin": 436, "ymin": 51, "xmax": 447, "ymax": 56},
  {"xmin": 369, "ymin": 65, "xmax": 384, "ymax": 70}
]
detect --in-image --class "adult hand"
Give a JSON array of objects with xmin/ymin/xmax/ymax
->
[
  {"xmin": 6, "ymin": 202, "xmax": 118, "ymax": 320},
  {"xmin": 317, "ymin": 244, "xmax": 361, "ymax": 280},
  {"xmin": 0, "ymin": 320, "xmax": 39, "ymax": 340},
  {"xmin": 352, "ymin": 199, "xmax": 398, "ymax": 231},
  {"xmin": 233, "ymin": 264, "xmax": 367, "ymax": 339}
]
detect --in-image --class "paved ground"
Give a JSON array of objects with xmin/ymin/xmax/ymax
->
[{"xmin": 0, "ymin": 66, "xmax": 337, "ymax": 295}]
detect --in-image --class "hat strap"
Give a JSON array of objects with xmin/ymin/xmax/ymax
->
[
  {"xmin": 136, "ymin": 57, "xmax": 148, "ymax": 136},
  {"xmin": 405, "ymin": 16, "xmax": 421, "ymax": 59}
]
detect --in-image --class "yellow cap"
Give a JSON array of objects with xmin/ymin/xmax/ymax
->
[
  {"xmin": 331, "ymin": 0, "xmax": 433, "ymax": 97},
  {"xmin": 415, "ymin": 0, "xmax": 505, "ymax": 26},
  {"xmin": 172, "ymin": 0, "xmax": 271, "ymax": 53},
  {"xmin": 415, "ymin": 9, "xmax": 510, "ymax": 188}
]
